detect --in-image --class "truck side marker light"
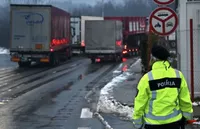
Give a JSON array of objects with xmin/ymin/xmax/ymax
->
[
  {"xmin": 11, "ymin": 57, "xmax": 20, "ymax": 62},
  {"xmin": 40, "ymin": 58, "xmax": 49, "ymax": 62},
  {"xmin": 50, "ymin": 48, "xmax": 54, "ymax": 52}
]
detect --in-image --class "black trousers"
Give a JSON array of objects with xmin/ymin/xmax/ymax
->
[{"xmin": 144, "ymin": 120, "xmax": 183, "ymax": 129}]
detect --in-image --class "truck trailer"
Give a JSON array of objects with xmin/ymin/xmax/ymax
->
[
  {"xmin": 10, "ymin": 4, "xmax": 72, "ymax": 67},
  {"xmin": 85, "ymin": 20, "xmax": 123, "ymax": 63},
  {"xmin": 70, "ymin": 16, "xmax": 103, "ymax": 55},
  {"xmin": 104, "ymin": 16, "xmax": 147, "ymax": 57}
]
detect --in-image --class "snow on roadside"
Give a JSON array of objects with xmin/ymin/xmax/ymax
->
[
  {"xmin": 193, "ymin": 122, "xmax": 200, "ymax": 125},
  {"xmin": 97, "ymin": 58, "xmax": 141, "ymax": 120},
  {"xmin": 193, "ymin": 101, "xmax": 200, "ymax": 106},
  {"xmin": 0, "ymin": 47, "xmax": 9, "ymax": 54}
]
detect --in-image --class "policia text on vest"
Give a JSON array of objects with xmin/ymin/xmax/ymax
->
[{"xmin": 149, "ymin": 78, "xmax": 181, "ymax": 91}]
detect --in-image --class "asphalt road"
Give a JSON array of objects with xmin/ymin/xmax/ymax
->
[
  {"xmin": 0, "ymin": 54, "xmax": 138, "ymax": 129},
  {"xmin": 1, "ymin": 54, "xmax": 197, "ymax": 129}
]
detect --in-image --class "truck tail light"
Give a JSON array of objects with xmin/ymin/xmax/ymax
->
[
  {"xmin": 96, "ymin": 58, "xmax": 101, "ymax": 62},
  {"xmin": 35, "ymin": 44, "xmax": 43, "ymax": 49},
  {"xmin": 50, "ymin": 48, "xmax": 54, "ymax": 52},
  {"xmin": 11, "ymin": 57, "xmax": 20, "ymax": 62},
  {"xmin": 123, "ymin": 50, "xmax": 127, "ymax": 54},
  {"xmin": 81, "ymin": 40, "xmax": 85, "ymax": 47},
  {"xmin": 124, "ymin": 45, "xmax": 127, "ymax": 49},
  {"xmin": 116, "ymin": 40, "xmax": 122, "ymax": 46}
]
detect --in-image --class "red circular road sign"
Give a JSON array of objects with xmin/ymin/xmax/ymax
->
[
  {"xmin": 153, "ymin": 0, "xmax": 174, "ymax": 5},
  {"xmin": 149, "ymin": 7, "xmax": 178, "ymax": 36}
]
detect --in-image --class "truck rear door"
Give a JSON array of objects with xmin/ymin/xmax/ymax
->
[
  {"xmin": 10, "ymin": 5, "xmax": 51, "ymax": 51},
  {"xmin": 85, "ymin": 20, "xmax": 116, "ymax": 53}
]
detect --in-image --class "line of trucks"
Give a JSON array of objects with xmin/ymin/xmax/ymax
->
[{"xmin": 10, "ymin": 4, "xmax": 146, "ymax": 67}]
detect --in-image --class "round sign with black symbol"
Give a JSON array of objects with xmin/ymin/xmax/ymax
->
[{"xmin": 149, "ymin": 7, "xmax": 178, "ymax": 36}]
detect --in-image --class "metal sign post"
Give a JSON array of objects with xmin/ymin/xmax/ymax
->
[{"xmin": 147, "ymin": 0, "xmax": 178, "ymax": 71}]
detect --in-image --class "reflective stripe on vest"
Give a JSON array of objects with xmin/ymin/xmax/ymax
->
[
  {"xmin": 145, "ymin": 69, "xmax": 181, "ymax": 121},
  {"xmin": 133, "ymin": 118, "xmax": 143, "ymax": 128}
]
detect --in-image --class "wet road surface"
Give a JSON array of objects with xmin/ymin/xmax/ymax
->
[
  {"xmin": 88, "ymin": 58, "xmax": 200, "ymax": 129},
  {"xmin": 0, "ymin": 54, "xmax": 138, "ymax": 129},
  {"xmin": 1, "ymin": 55, "xmax": 197, "ymax": 129}
]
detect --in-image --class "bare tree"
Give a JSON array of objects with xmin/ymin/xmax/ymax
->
[{"xmin": 70, "ymin": 0, "xmax": 154, "ymax": 16}]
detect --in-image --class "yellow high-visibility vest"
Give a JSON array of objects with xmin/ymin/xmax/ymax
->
[{"xmin": 133, "ymin": 61, "xmax": 193, "ymax": 128}]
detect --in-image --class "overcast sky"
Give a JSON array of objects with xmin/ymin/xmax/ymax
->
[
  {"xmin": 54, "ymin": 0, "xmax": 123, "ymax": 5},
  {"xmin": 1, "ymin": 0, "xmax": 104, "ymax": 5}
]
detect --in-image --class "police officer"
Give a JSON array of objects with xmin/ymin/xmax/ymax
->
[{"xmin": 133, "ymin": 45, "xmax": 193, "ymax": 129}]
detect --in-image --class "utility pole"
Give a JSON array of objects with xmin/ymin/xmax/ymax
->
[
  {"xmin": 102, "ymin": 0, "xmax": 104, "ymax": 17},
  {"xmin": 175, "ymin": 0, "xmax": 178, "ymax": 10}
]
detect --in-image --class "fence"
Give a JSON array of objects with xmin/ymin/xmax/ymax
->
[{"xmin": 177, "ymin": 19, "xmax": 200, "ymax": 101}]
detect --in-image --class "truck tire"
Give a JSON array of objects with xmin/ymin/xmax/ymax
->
[
  {"xmin": 91, "ymin": 58, "xmax": 95, "ymax": 64},
  {"xmin": 66, "ymin": 47, "xmax": 72, "ymax": 60},
  {"xmin": 18, "ymin": 61, "xmax": 31, "ymax": 67},
  {"xmin": 68, "ymin": 55, "xmax": 71, "ymax": 60},
  {"xmin": 114, "ymin": 55, "xmax": 121, "ymax": 62},
  {"xmin": 50, "ymin": 53, "xmax": 59, "ymax": 67},
  {"xmin": 120, "ymin": 56, "xmax": 123, "ymax": 62},
  {"xmin": 114, "ymin": 57, "xmax": 118, "ymax": 62}
]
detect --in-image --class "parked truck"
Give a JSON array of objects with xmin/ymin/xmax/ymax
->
[
  {"xmin": 10, "ymin": 4, "xmax": 72, "ymax": 67},
  {"xmin": 70, "ymin": 16, "xmax": 103, "ymax": 55},
  {"xmin": 85, "ymin": 20, "xmax": 123, "ymax": 63}
]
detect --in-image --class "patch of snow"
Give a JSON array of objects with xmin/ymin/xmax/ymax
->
[
  {"xmin": 0, "ymin": 47, "xmax": 9, "ymax": 54},
  {"xmin": 193, "ymin": 122, "xmax": 200, "ymax": 125},
  {"xmin": 97, "ymin": 58, "xmax": 141, "ymax": 120},
  {"xmin": 112, "ymin": 63, "xmax": 124, "ymax": 77},
  {"xmin": 193, "ymin": 102, "xmax": 199, "ymax": 106}
]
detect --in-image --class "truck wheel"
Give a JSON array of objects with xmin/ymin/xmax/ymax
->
[
  {"xmin": 91, "ymin": 59, "xmax": 95, "ymax": 64},
  {"xmin": 50, "ymin": 53, "xmax": 58, "ymax": 67},
  {"xmin": 68, "ymin": 55, "xmax": 71, "ymax": 60},
  {"xmin": 114, "ymin": 57, "xmax": 118, "ymax": 62},
  {"xmin": 18, "ymin": 62, "xmax": 30, "ymax": 67},
  {"xmin": 56, "ymin": 56, "xmax": 60, "ymax": 65},
  {"xmin": 67, "ymin": 48, "xmax": 72, "ymax": 60},
  {"xmin": 119, "ymin": 55, "xmax": 123, "ymax": 62},
  {"xmin": 114, "ymin": 55, "xmax": 121, "ymax": 62}
]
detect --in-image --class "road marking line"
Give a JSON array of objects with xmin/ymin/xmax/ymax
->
[
  {"xmin": 77, "ymin": 127, "xmax": 91, "ymax": 129},
  {"xmin": 80, "ymin": 108, "xmax": 93, "ymax": 118}
]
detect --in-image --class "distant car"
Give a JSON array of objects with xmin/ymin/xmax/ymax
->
[
  {"xmin": 155, "ymin": 22, "xmax": 161, "ymax": 28},
  {"xmin": 167, "ymin": 22, "xmax": 173, "ymax": 27}
]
